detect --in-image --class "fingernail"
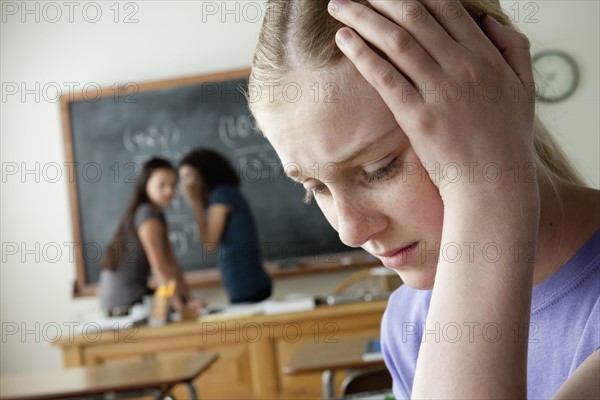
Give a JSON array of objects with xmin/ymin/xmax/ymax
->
[
  {"xmin": 328, "ymin": 0, "xmax": 347, "ymax": 16},
  {"xmin": 336, "ymin": 28, "xmax": 353, "ymax": 45}
]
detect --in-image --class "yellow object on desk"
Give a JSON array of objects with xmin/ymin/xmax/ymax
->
[
  {"xmin": 155, "ymin": 280, "xmax": 176, "ymax": 297},
  {"xmin": 150, "ymin": 280, "xmax": 176, "ymax": 326}
]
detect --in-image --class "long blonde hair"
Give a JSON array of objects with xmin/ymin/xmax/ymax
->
[{"xmin": 249, "ymin": 0, "xmax": 586, "ymax": 186}]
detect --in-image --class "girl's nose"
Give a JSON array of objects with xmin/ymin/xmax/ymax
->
[{"xmin": 334, "ymin": 193, "xmax": 387, "ymax": 248}]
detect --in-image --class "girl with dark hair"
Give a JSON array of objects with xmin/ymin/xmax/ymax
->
[
  {"xmin": 100, "ymin": 158, "xmax": 203, "ymax": 316},
  {"xmin": 179, "ymin": 148, "xmax": 272, "ymax": 303}
]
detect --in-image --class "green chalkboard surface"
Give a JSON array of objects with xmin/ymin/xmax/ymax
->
[{"xmin": 62, "ymin": 69, "xmax": 354, "ymax": 294}]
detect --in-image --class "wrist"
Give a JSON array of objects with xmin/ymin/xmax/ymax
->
[
  {"xmin": 438, "ymin": 160, "xmax": 540, "ymax": 207},
  {"xmin": 444, "ymin": 184, "xmax": 540, "ymax": 223}
]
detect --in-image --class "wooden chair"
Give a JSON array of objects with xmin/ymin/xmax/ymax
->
[
  {"xmin": 333, "ymin": 268, "xmax": 402, "ymax": 295},
  {"xmin": 340, "ymin": 365, "xmax": 393, "ymax": 396}
]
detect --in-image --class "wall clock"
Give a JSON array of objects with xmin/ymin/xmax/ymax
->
[{"xmin": 533, "ymin": 50, "xmax": 580, "ymax": 103}]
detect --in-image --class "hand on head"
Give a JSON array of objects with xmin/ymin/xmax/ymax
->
[
  {"xmin": 181, "ymin": 177, "xmax": 205, "ymax": 205},
  {"xmin": 328, "ymin": 0, "xmax": 537, "ymax": 202},
  {"xmin": 179, "ymin": 165, "xmax": 207, "ymax": 207}
]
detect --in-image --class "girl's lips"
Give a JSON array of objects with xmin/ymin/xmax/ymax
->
[{"xmin": 377, "ymin": 242, "xmax": 419, "ymax": 269}]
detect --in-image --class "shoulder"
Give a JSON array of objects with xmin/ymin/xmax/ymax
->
[
  {"xmin": 533, "ymin": 228, "xmax": 599, "ymax": 314},
  {"xmin": 133, "ymin": 203, "xmax": 164, "ymax": 229},
  {"xmin": 209, "ymin": 185, "xmax": 241, "ymax": 206}
]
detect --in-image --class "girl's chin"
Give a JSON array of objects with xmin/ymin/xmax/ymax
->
[{"xmin": 393, "ymin": 270, "xmax": 435, "ymax": 291}]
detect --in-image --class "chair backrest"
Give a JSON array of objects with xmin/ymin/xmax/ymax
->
[
  {"xmin": 332, "ymin": 269, "xmax": 373, "ymax": 295},
  {"xmin": 341, "ymin": 366, "xmax": 393, "ymax": 396},
  {"xmin": 332, "ymin": 268, "xmax": 403, "ymax": 295}
]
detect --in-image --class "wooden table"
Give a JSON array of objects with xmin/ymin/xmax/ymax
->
[
  {"xmin": 284, "ymin": 336, "xmax": 385, "ymax": 399},
  {"xmin": 54, "ymin": 300, "xmax": 387, "ymax": 399},
  {"xmin": 0, "ymin": 353, "xmax": 217, "ymax": 400}
]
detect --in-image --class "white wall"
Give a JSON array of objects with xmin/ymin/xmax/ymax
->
[
  {"xmin": 1, "ymin": 1, "xmax": 598, "ymax": 375},
  {"xmin": 510, "ymin": 0, "xmax": 600, "ymax": 187}
]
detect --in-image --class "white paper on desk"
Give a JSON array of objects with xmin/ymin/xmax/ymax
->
[
  {"xmin": 200, "ymin": 302, "xmax": 266, "ymax": 318},
  {"xmin": 263, "ymin": 295, "xmax": 315, "ymax": 315},
  {"xmin": 74, "ymin": 303, "xmax": 149, "ymax": 335}
]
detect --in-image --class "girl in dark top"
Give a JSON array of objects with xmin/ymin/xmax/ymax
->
[
  {"xmin": 100, "ymin": 158, "xmax": 203, "ymax": 315},
  {"xmin": 178, "ymin": 149, "xmax": 272, "ymax": 303}
]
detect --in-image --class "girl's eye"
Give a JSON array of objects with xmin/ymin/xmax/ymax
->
[
  {"xmin": 300, "ymin": 157, "xmax": 401, "ymax": 204},
  {"xmin": 364, "ymin": 157, "xmax": 401, "ymax": 183},
  {"xmin": 303, "ymin": 182, "xmax": 326, "ymax": 205}
]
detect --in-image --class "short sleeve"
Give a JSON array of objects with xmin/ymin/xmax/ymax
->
[
  {"xmin": 208, "ymin": 185, "xmax": 236, "ymax": 208},
  {"xmin": 133, "ymin": 203, "xmax": 163, "ymax": 230}
]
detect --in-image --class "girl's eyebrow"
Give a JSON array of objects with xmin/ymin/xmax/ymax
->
[
  {"xmin": 332, "ymin": 126, "xmax": 398, "ymax": 165},
  {"xmin": 284, "ymin": 126, "xmax": 398, "ymax": 181}
]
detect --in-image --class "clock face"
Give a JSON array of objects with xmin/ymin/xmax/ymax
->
[{"xmin": 533, "ymin": 50, "xmax": 579, "ymax": 103}]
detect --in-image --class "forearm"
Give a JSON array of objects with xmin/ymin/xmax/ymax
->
[
  {"xmin": 413, "ymin": 182, "xmax": 540, "ymax": 398},
  {"xmin": 193, "ymin": 207, "xmax": 223, "ymax": 256},
  {"xmin": 150, "ymin": 262, "xmax": 173, "ymax": 287},
  {"xmin": 171, "ymin": 262, "xmax": 190, "ymax": 302},
  {"xmin": 192, "ymin": 206, "xmax": 210, "ymax": 244},
  {"xmin": 163, "ymin": 244, "xmax": 191, "ymax": 303},
  {"xmin": 156, "ymin": 264, "xmax": 188, "ymax": 312},
  {"xmin": 150, "ymin": 258, "xmax": 184, "ymax": 295}
]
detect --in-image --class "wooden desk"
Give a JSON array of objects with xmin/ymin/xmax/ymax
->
[
  {"xmin": 54, "ymin": 300, "xmax": 387, "ymax": 399},
  {"xmin": 0, "ymin": 353, "xmax": 217, "ymax": 400},
  {"xmin": 285, "ymin": 337, "xmax": 385, "ymax": 399}
]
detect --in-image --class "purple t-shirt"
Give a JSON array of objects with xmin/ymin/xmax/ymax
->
[{"xmin": 381, "ymin": 229, "xmax": 600, "ymax": 399}]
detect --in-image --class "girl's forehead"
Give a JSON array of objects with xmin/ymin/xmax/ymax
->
[
  {"xmin": 179, "ymin": 165, "xmax": 195, "ymax": 174},
  {"xmin": 151, "ymin": 168, "xmax": 176, "ymax": 180},
  {"xmin": 257, "ymin": 69, "xmax": 396, "ymax": 166}
]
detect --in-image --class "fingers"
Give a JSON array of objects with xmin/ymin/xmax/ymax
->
[
  {"xmin": 480, "ymin": 15, "xmax": 534, "ymax": 87},
  {"xmin": 334, "ymin": 27, "xmax": 422, "ymax": 119},
  {"xmin": 330, "ymin": 0, "xmax": 442, "ymax": 81},
  {"xmin": 418, "ymin": 0, "xmax": 488, "ymax": 48},
  {"xmin": 366, "ymin": 0, "xmax": 461, "ymax": 64}
]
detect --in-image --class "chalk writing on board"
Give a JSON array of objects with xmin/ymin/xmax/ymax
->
[
  {"xmin": 163, "ymin": 196, "xmax": 198, "ymax": 258},
  {"xmin": 168, "ymin": 219, "xmax": 199, "ymax": 257},
  {"xmin": 218, "ymin": 113, "xmax": 282, "ymax": 180},
  {"xmin": 123, "ymin": 121, "xmax": 181, "ymax": 153},
  {"xmin": 121, "ymin": 122, "xmax": 193, "ymax": 165},
  {"xmin": 218, "ymin": 114, "xmax": 258, "ymax": 148},
  {"xmin": 232, "ymin": 145, "xmax": 281, "ymax": 183}
]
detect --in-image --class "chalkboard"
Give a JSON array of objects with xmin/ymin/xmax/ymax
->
[{"xmin": 61, "ymin": 69, "xmax": 355, "ymax": 293}]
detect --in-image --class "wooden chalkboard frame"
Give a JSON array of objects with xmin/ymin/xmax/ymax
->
[{"xmin": 61, "ymin": 68, "xmax": 379, "ymax": 297}]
